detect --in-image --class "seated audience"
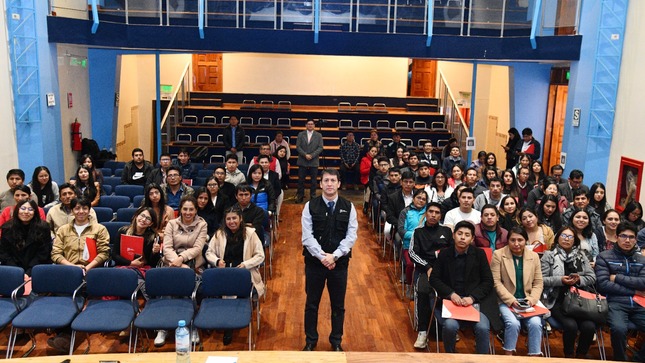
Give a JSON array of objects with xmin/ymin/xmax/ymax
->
[
  {"xmin": 588, "ymin": 182, "xmax": 610, "ymax": 217},
  {"xmin": 204, "ymin": 175, "xmax": 231, "ymax": 220},
  {"xmin": 46, "ymin": 183, "xmax": 97, "ymax": 235},
  {"xmin": 79, "ymin": 154, "xmax": 104, "ymax": 186},
  {"xmin": 501, "ymin": 169, "xmax": 521, "ymax": 205},
  {"xmin": 427, "ymin": 169, "xmax": 453, "ymax": 204},
  {"xmin": 529, "ymin": 160, "xmax": 545, "ymax": 187},
  {"xmin": 146, "ymin": 153, "xmax": 173, "ymax": 186},
  {"xmin": 269, "ymin": 131, "xmax": 290, "ymax": 160},
  {"xmin": 174, "ymin": 148, "xmax": 198, "ymax": 180},
  {"xmin": 214, "ymin": 166, "xmax": 237, "ymax": 202},
  {"xmin": 0, "ymin": 199, "xmax": 51, "ymax": 276},
  {"xmin": 429, "ymin": 220, "xmax": 502, "ymax": 354},
  {"xmin": 274, "ymin": 145, "xmax": 291, "ymax": 190},
  {"xmin": 569, "ymin": 207, "xmax": 600, "ymax": 263},
  {"xmin": 205, "ymin": 206, "xmax": 266, "ymax": 345},
  {"xmin": 196, "ymin": 187, "xmax": 220, "ymax": 238},
  {"xmin": 442, "ymin": 146, "xmax": 467, "ymax": 174},
  {"xmin": 474, "ymin": 204, "xmax": 508, "ymax": 251},
  {"xmin": 419, "ymin": 140, "xmax": 440, "ymax": 175},
  {"xmin": 558, "ymin": 169, "xmax": 589, "ymax": 206},
  {"xmin": 397, "ymin": 189, "xmax": 428, "ymax": 286},
  {"xmin": 541, "ymin": 226, "xmax": 596, "ymax": 359},
  {"xmin": 257, "ymin": 154, "xmax": 283, "ymax": 218},
  {"xmin": 519, "ymin": 207, "xmax": 554, "ymax": 252},
  {"xmin": 71, "ymin": 165, "xmax": 100, "ymax": 207},
  {"xmin": 561, "ymin": 188, "xmax": 602, "ymax": 231},
  {"xmin": 28, "ymin": 166, "xmax": 59, "ymax": 208},
  {"xmin": 246, "ymin": 164, "xmax": 276, "ymax": 214},
  {"xmin": 447, "ymin": 164, "xmax": 464, "ymax": 189},
  {"xmin": 161, "ymin": 166, "xmax": 194, "ymax": 211},
  {"xmin": 409, "ymin": 202, "xmax": 453, "ymax": 349},
  {"xmin": 491, "ymin": 227, "xmax": 544, "ymax": 356},
  {"xmin": 595, "ymin": 222, "xmax": 645, "ymax": 361},
  {"xmin": 142, "ymin": 183, "xmax": 175, "ymax": 241},
  {"xmin": 526, "ymin": 177, "xmax": 568, "ymax": 213},
  {"xmin": 121, "ymin": 147, "xmax": 153, "ymax": 186},
  {"xmin": 463, "ymin": 167, "xmax": 486, "ymax": 197},
  {"xmin": 515, "ymin": 166, "xmax": 533, "ymax": 206},
  {"xmin": 444, "ymin": 187, "xmax": 481, "ymax": 229},
  {"xmin": 233, "ymin": 183, "xmax": 266, "ymax": 243},
  {"xmin": 498, "ymin": 195, "xmax": 520, "ymax": 231},
  {"xmin": 387, "ymin": 132, "xmax": 407, "ymax": 160},
  {"xmin": 473, "ymin": 177, "xmax": 506, "ymax": 211},
  {"xmin": 597, "ymin": 209, "xmax": 620, "ymax": 252},
  {"xmin": 247, "ymin": 143, "xmax": 282, "ymax": 179},
  {"xmin": 51, "ymin": 197, "xmax": 110, "ymax": 271},
  {"xmin": 621, "ymin": 201, "xmax": 645, "ymax": 231},
  {"xmin": 111, "ymin": 207, "xmax": 161, "ymax": 297},
  {"xmin": 0, "ymin": 185, "xmax": 46, "ymax": 226},
  {"xmin": 162, "ymin": 195, "xmax": 207, "ymax": 272},
  {"xmin": 224, "ymin": 154, "xmax": 247, "ymax": 186},
  {"xmin": 535, "ymin": 194, "xmax": 563, "ymax": 233},
  {"xmin": 382, "ymin": 171, "xmax": 415, "ymax": 243},
  {"xmin": 0, "ymin": 168, "xmax": 37, "ymax": 209}
]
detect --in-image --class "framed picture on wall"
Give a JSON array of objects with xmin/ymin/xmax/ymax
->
[{"xmin": 615, "ymin": 157, "xmax": 644, "ymax": 213}]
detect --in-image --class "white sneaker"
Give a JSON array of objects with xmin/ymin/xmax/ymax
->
[
  {"xmin": 414, "ymin": 331, "xmax": 428, "ymax": 349},
  {"xmin": 191, "ymin": 330, "xmax": 200, "ymax": 344},
  {"xmin": 154, "ymin": 330, "xmax": 167, "ymax": 347}
]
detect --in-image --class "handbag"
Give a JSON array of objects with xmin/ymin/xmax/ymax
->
[{"xmin": 562, "ymin": 286, "xmax": 608, "ymax": 324}]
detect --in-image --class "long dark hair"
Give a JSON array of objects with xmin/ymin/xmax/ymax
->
[
  {"xmin": 501, "ymin": 169, "xmax": 521, "ymax": 200},
  {"xmin": 126, "ymin": 207, "xmax": 158, "ymax": 238},
  {"xmin": 143, "ymin": 183, "xmax": 169, "ymax": 230},
  {"xmin": 274, "ymin": 145, "xmax": 288, "ymax": 160},
  {"xmin": 5, "ymin": 200, "xmax": 49, "ymax": 250},
  {"xmin": 569, "ymin": 208, "xmax": 594, "ymax": 239},
  {"xmin": 529, "ymin": 160, "xmax": 546, "ymax": 186},
  {"xmin": 75, "ymin": 165, "xmax": 97, "ymax": 202},
  {"xmin": 536, "ymin": 194, "xmax": 563, "ymax": 232},
  {"xmin": 30, "ymin": 166, "xmax": 55, "ymax": 207},
  {"xmin": 588, "ymin": 182, "xmax": 608, "ymax": 216},
  {"xmin": 430, "ymin": 169, "xmax": 449, "ymax": 193},
  {"xmin": 621, "ymin": 201, "xmax": 644, "ymax": 224},
  {"xmin": 195, "ymin": 187, "xmax": 215, "ymax": 213},
  {"xmin": 218, "ymin": 206, "xmax": 246, "ymax": 245}
]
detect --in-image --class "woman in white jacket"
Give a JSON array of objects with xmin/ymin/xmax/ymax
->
[{"xmin": 205, "ymin": 206, "xmax": 265, "ymax": 345}]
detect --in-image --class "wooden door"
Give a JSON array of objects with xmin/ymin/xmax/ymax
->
[
  {"xmin": 409, "ymin": 59, "xmax": 437, "ymax": 97},
  {"xmin": 192, "ymin": 54, "xmax": 223, "ymax": 92},
  {"xmin": 543, "ymin": 84, "xmax": 568, "ymax": 172}
]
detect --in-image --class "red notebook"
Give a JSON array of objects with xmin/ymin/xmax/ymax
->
[
  {"xmin": 442, "ymin": 300, "xmax": 480, "ymax": 322},
  {"xmin": 120, "ymin": 234, "xmax": 144, "ymax": 261},
  {"xmin": 513, "ymin": 302, "xmax": 550, "ymax": 318},
  {"xmin": 633, "ymin": 295, "xmax": 645, "ymax": 308},
  {"xmin": 481, "ymin": 247, "xmax": 493, "ymax": 263},
  {"xmin": 571, "ymin": 287, "xmax": 606, "ymax": 300},
  {"xmin": 85, "ymin": 237, "xmax": 97, "ymax": 262}
]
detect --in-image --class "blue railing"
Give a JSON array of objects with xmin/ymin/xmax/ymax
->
[{"xmin": 59, "ymin": 0, "xmax": 580, "ymax": 40}]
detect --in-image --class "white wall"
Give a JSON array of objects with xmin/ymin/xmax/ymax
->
[
  {"xmin": 57, "ymin": 44, "xmax": 91, "ymax": 179},
  {"xmin": 0, "ymin": 0, "xmax": 19, "ymax": 188},
  {"xmin": 51, "ymin": 0, "xmax": 87, "ymax": 19},
  {"xmin": 607, "ymin": 1, "xmax": 645, "ymax": 208},
  {"xmin": 222, "ymin": 53, "xmax": 409, "ymax": 97},
  {"xmin": 437, "ymin": 61, "xmax": 473, "ymax": 103},
  {"xmin": 116, "ymin": 53, "xmax": 192, "ymax": 160}
]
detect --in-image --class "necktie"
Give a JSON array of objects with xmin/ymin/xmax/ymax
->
[
  {"xmin": 307, "ymin": 132, "xmax": 312, "ymax": 143},
  {"xmin": 328, "ymin": 201, "xmax": 335, "ymax": 215}
]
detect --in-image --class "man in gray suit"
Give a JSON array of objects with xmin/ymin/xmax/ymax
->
[{"xmin": 296, "ymin": 120, "xmax": 324, "ymax": 203}]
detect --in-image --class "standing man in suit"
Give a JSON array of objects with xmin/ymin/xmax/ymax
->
[
  {"xmin": 302, "ymin": 169, "xmax": 358, "ymax": 352},
  {"xmin": 223, "ymin": 116, "xmax": 246, "ymax": 163},
  {"xmin": 296, "ymin": 120, "xmax": 324, "ymax": 203}
]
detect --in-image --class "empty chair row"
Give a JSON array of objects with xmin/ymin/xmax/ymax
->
[
  {"xmin": 338, "ymin": 119, "xmax": 446, "ymax": 131},
  {"xmin": 338, "ymin": 102, "xmax": 387, "ymax": 113},
  {"xmin": 240, "ymin": 99, "xmax": 292, "ymax": 110}
]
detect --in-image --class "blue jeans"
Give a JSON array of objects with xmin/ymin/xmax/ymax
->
[
  {"xmin": 607, "ymin": 302, "xmax": 645, "ymax": 361},
  {"xmin": 499, "ymin": 303, "xmax": 542, "ymax": 355},
  {"xmin": 436, "ymin": 308, "xmax": 490, "ymax": 354}
]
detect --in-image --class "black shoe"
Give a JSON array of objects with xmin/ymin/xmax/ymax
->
[
  {"xmin": 223, "ymin": 331, "xmax": 233, "ymax": 346},
  {"xmin": 302, "ymin": 343, "xmax": 316, "ymax": 351},
  {"xmin": 332, "ymin": 344, "xmax": 343, "ymax": 352}
]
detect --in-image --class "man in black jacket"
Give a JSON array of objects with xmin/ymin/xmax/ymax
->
[
  {"xmin": 429, "ymin": 220, "xmax": 502, "ymax": 354},
  {"xmin": 409, "ymin": 202, "xmax": 453, "ymax": 349},
  {"xmin": 233, "ymin": 183, "xmax": 265, "ymax": 242},
  {"xmin": 223, "ymin": 116, "xmax": 246, "ymax": 163}
]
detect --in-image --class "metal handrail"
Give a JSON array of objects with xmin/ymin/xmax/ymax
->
[
  {"xmin": 160, "ymin": 62, "xmax": 191, "ymax": 153},
  {"xmin": 437, "ymin": 69, "xmax": 469, "ymax": 153}
]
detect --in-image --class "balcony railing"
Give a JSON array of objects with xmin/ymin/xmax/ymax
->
[{"xmin": 52, "ymin": 0, "xmax": 581, "ymax": 38}]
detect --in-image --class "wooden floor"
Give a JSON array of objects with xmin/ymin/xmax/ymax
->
[{"xmin": 0, "ymin": 192, "xmax": 631, "ymax": 359}]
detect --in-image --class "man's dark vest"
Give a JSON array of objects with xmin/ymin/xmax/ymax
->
[{"xmin": 303, "ymin": 196, "xmax": 352, "ymax": 267}]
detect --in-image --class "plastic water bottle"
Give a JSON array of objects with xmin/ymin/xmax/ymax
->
[{"xmin": 175, "ymin": 320, "xmax": 190, "ymax": 363}]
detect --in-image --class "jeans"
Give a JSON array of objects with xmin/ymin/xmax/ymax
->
[
  {"xmin": 436, "ymin": 308, "xmax": 491, "ymax": 354},
  {"xmin": 607, "ymin": 302, "xmax": 645, "ymax": 361},
  {"xmin": 499, "ymin": 303, "xmax": 542, "ymax": 355}
]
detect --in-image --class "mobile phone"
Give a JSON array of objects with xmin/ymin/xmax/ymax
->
[
  {"xmin": 516, "ymin": 299, "xmax": 530, "ymax": 308},
  {"xmin": 133, "ymin": 254, "xmax": 142, "ymax": 260}
]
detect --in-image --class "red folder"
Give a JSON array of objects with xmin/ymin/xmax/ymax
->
[
  {"xmin": 530, "ymin": 242, "xmax": 546, "ymax": 253},
  {"xmin": 513, "ymin": 303, "xmax": 550, "ymax": 318},
  {"xmin": 481, "ymin": 247, "xmax": 492, "ymax": 263},
  {"xmin": 182, "ymin": 178, "xmax": 193, "ymax": 186},
  {"xmin": 85, "ymin": 237, "xmax": 97, "ymax": 262},
  {"xmin": 442, "ymin": 300, "xmax": 480, "ymax": 322},
  {"xmin": 571, "ymin": 287, "xmax": 606, "ymax": 300},
  {"xmin": 120, "ymin": 234, "xmax": 144, "ymax": 261},
  {"xmin": 633, "ymin": 295, "xmax": 645, "ymax": 308}
]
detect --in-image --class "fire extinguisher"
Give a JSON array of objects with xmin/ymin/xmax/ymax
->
[{"xmin": 71, "ymin": 118, "xmax": 82, "ymax": 151}]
